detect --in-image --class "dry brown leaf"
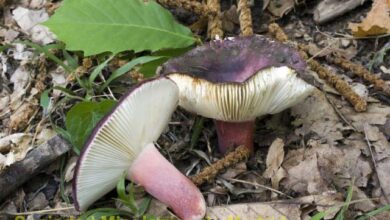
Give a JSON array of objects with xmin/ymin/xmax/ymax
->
[
  {"xmin": 206, "ymin": 194, "xmax": 343, "ymax": 220},
  {"xmin": 282, "ymin": 139, "xmax": 372, "ymax": 195},
  {"xmin": 291, "ymin": 89, "xmax": 349, "ymax": 145},
  {"xmin": 263, "ymin": 138, "xmax": 286, "ymax": 191},
  {"xmin": 0, "ymin": 133, "xmax": 33, "ymax": 169},
  {"xmin": 349, "ymin": 0, "xmax": 390, "ymax": 37},
  {"xmin": 352, "ymin": 186, "xmax": 376, "ymax": 212},
  {"xmin": 283, "ymin": 148, "xmax": 330, "ymax": 194},
  {"xmin": 267, "ymin": 0, "xmax": 295, "ymax": 17}
]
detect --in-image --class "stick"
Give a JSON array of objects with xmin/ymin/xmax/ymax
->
[{"xmin": 0, "ymin": 136, "xmax": 71, "ymax": 202}]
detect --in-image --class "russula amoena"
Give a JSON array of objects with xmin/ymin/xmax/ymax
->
[
  {"xmin": 160, "ymin": 35, "xmax": 315, "ymax": 154},
  {"xmin": 73, "ymin": 78, "xmax": 206, "ymax": 220}
]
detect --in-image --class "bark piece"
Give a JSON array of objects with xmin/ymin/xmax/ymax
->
[
  {"xmin": 0, "ymin": 136, "xmax": 71, "ymax": 202},
  {"xmin": 314, "ymin": 0, "xmax": 368, "ymax": 24}
]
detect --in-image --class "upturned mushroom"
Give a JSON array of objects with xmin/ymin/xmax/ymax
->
[
  {"xmin": 73, "ymin": 78, "xmax": 206, "ymax": 220},
  {"xmin": 160, "ymin": 35, "xmax": 315, "ymax": 154}
]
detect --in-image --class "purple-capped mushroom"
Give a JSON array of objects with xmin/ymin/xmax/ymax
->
[
  {"xmin": 160, "ymin": 35, "xmax": 315, "ymax": 154},
  {"xmin": 73, "ymin": 78, "xmax": 206, "ymax": 220}
]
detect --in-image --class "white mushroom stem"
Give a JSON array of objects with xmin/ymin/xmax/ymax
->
[{"xmin": 128, "ymin": 143, "xmax": 206, "ymax": 220}]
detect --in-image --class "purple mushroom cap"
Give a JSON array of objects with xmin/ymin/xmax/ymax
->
[{"xmin": 160, "ymin": 35, "xmax": 310, "ymax": 83}]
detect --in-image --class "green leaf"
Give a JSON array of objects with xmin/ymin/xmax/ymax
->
[
  {"xmin": 65, "ymin": 100, "xmax": 117, "ymax": 151},
  {"xmin": 190, "ymin": 117, "xmax": 205, "ymax": 149},
  {"xmin": 40, "ymin": 89, "xmax": 50, "ymax": 110},
  {"xmin": 356, "ymin": 204, "xmax": 390, "ymax": 220},
  {"xmin": 139, "ymin": 57, "xmax": 169, "ymax": 78},
  {"xmin": 89, "ymin": 55, "xmax": 115, "ymax": 83},
  {"xmin": 44, "ymin": 0, "xmax": 195, "ymax": 56},
  {"xmin": 139, "ymin": 46, "xmax": 193, "ymax": 77},
  {"xmin": 100, "ymin": 56, "xmax": 164, "ymax": 91},
  {"xmin": 79, "ymin": 208, "xmax": 133, "ymax": 220},
  {"xmin": 335, "ymin": 182, "xmax": 354, "ymax": 220},
  {"xmin": 137, "ymin": 197, "xmax": 152, "ymax": 217},
  {"xmin": 116, "ymin": 175, "xmax": 138, "ymax": 214}
]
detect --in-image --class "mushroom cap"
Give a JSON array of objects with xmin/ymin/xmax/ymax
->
[
  {"xmin": 160, "ymin": 35, "xmax": 311, "ymax": 83},
  {"xmin": 160, "ymin": 36, "xmax": 314, "ymax": 122},
  {"xmin": 73, "ymin": 77, "xmax": 179, "ymax": 211}
]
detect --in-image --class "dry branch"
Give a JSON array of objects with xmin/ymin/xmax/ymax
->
[{"xmin": 0, "ymin": 136, "xmax": 71, "ymax": 202}]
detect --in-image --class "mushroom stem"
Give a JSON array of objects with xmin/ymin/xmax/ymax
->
[
  {"xmin": 128, "ymin": 143, "xmax": 206, "ymax": 220},
  {"xmin": 214, "ymin": 120, "xmax": 255, "ymax": 154}
]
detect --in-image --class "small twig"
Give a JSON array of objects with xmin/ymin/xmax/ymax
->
[
  {"xmin": 226, "ymin": 178, "xmax": 293, "ymax": 199},
  {"xmin": 324, "ymin": 93, "xmax": 357, "ymax": 131},
  {"xmin": 1, "ymin": 207, "xmax": 75, "ymax": 215},
  {"xmin": 363, "ymin": 123, "xmax": 390, "ymax": 203},
  {"xmin": 190, "ymin": 145, "xmax": 250, "ymax": 186},
  {"xmin": 237, "ymin": 0, "xmax": 253, "ymax": 36}
]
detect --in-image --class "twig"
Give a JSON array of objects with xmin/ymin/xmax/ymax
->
[
  {"xmin": 190, "ymin": 145, "xmax": 250, "ymax": 186},
  {"xmin": 324, "ymin": 93, "xmax": 357, "ymax": 131},
  {"xmin": 363, "ymin": 123, "xmax": 390, "ymax": 203},
  {"xmin": 237, "ymin": 0, "xmax": 253, "ymax": 36},
  {"xmin": 226, "ymin": 178, "xmax": 293, "ymax": 199},
  {"xmin": 0, "ymin": 136, "xmax": 71, "ymax": 202},
  {"xmin": 1, "ymin": 207, "xmax": 75, "ymax": 215}
]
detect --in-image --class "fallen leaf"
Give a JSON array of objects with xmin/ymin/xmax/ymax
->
[
  {"xmin": 27, "ymin": 192, "xmax": 49, "ymax": 211},
  {"xmin": 349, "ymin": 0, "xmax": 390, "ymax": 37},
  {"xmin": 352, "ymin": 186, "xmax": 376, "ymax": 212},
  {"xmin": 206, "ymin": 193, "xmax": 343, "ymax": 220},
  {"xmin": 267, "ymin": 0, "xmax": 295, "ymax": 17},
  {"xmin": 291, "ymin": 89, "xmax": 349, "ymax": 145},
  {"xmin": 283, "ymin": 148, "xmax": 330, "ymax": 194},
  {"xmin": 263, "ymin": 138, "xmax": 286, "ymax": 191},
  {"xmin": 0, "ymin": 133, "xmax": 33, "ymax": 169},
  {"xmin": 12, "ymin": 7, "xmax": 55, "ymax": 44},
  {"xmin": 0, "ymin": 133, "xmax": 31, "ymax": 153}
]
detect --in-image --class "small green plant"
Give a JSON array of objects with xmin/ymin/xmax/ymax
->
[
  {"xmin": 116, "ymin": 175, "xmax": 152, "ymax": 218},
  {"xmin": 310, "ymin": 180, "xmax": 390, "ymax": 220},
  {"xmin": 64, "ymin": 100, "xmax": 117, "ymax": 153}
]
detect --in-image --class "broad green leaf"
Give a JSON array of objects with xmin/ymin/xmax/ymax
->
[
  {"xmin": 65, "ymin": 100, "xmax": 117, "ymax": 151},
  {"xmin": 44, "ymin": 0, "xmax": 195, "ymax": 56}
]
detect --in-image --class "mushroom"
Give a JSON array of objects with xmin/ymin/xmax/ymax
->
[
  {"xmin": 73, "ymin": 78, "xmax": 206, "ymax": 220},
  {"xmin": 160, "ymin": 35, "xmax": 315, "ymax": 154}
]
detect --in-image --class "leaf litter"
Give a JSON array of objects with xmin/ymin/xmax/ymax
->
[{"xmin": 0, "ymin": 0, "xmax": 390, "ymax": 219}]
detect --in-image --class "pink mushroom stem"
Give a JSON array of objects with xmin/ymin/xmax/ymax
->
[
  {"xmin": 214, "ymin": 120, "xmax": 255, "ymax": 154},
  {"xmin": 128, "ymin": 143, "xmax": 206, "ymax": 220}
]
